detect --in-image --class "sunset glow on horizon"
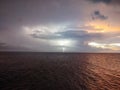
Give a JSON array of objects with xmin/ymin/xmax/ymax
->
[{"xmin": 88, "ymin": 42, "xmax": 120, "ymax": 50}]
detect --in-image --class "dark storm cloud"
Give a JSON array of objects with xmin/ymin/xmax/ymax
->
[
  {"xmin": 31, "ymin": 33, "xmax": 60, "ymax": 39},
  {"xmin": 88, "ymin": 0, "xmax": 111, "ymax": 3},
  {"xmin": 88, "ymin": 0, "xmax": 120, "ymax": 5},
  {"xmin": 57, "ymin": 30, "xmax": 103, "ymax": 39},
  {"xmin": 30, "ymin": 29, "xmax": 103, "ymax": 41},
  {"xmin": 29, "ymin": 25, "xmax": 107, "ymax": 42},
  {"xmin": 65, "ymin": 26, "xmax": 102, "ymax": 31},
  {"xmin": 30, "ymin": 29, "xmax": 107, "ymax": 52},
  {"xmin": 92, "ymin": 11, "xmax": 108, "ymax": 20}
]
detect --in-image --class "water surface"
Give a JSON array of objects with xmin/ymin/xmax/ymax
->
[{"xmin": 0, "ymin": 52, "xmax": 120, "ymax": 90}]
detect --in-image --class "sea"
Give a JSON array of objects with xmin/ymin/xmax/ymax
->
[{"xmin": 0, "ymin": 52, "xmax": 120, "ymax": 90}]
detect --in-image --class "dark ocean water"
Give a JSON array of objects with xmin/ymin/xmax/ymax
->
[{"xmin": 0, "ymin": 52, "xmax": 120, "ymax": 90}]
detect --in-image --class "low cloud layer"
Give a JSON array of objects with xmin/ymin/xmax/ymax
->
[{"xmin": 0, "ymin": 42, "xmax": 30, "ymax": 51}]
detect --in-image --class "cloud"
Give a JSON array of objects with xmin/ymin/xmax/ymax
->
[
  {"xmin": 30, "ymin": 26, "xmax": 104, "ymax": 41},
  {"xmin": 88, "ymin": 42, "xmax": 120, "ymax": 51},
  {"xmin": 0, "ymin": 42, "xmax": 5, "ymax": 46},
  {"xmin": 88, "ymin": 0, "xmax": 111, "ymax": 4},
  {"xmin": 28, "ymin": 24, "xmax": 120, "ymax": 52},
  {"xmin": 57, "ymin": 30, "xmax": 103, "ymax": 39},
  {"xmin": 0, "ymin": 0, "xmax": 86, "ymax": 26},
  {"xmin": 88, "ymin": 0, "xmax": 120, "ymax": 5},
  {"xmin": 0, "ymin": 42, "xmax": 31, "ymax": 51},
  {"xmin": 112, "ymin": 0, "xmax": 120, "ymax": 4},
  {"xmin": 92, "ymin": 11, "xmax": 108, "ymax": 20},
  {"xmin": 0, "ymin": 0, "xmax": 120, "ymax": 52}
]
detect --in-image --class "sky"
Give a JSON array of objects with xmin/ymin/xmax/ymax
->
[{"xmin": 0, "ymin": 0, "xmax": 120, "ymax": 52}]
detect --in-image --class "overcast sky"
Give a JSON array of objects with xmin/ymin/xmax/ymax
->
[{"xmin": 0, "ymin": 0, "xmax": 120, "ymax": 52}]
